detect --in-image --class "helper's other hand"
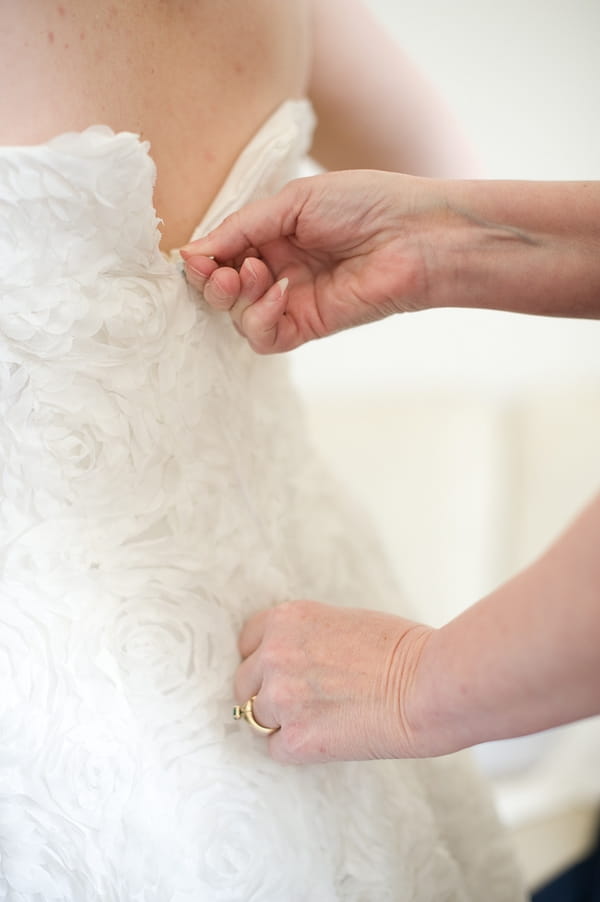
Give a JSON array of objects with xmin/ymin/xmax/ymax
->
[{"xmin": 234, "ymin": 599, "xmax": 434, "ymax": 764}]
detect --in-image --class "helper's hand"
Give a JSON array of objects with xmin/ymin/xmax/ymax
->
[
  {"xmin": 233, "ymin": 599, "xmax": 434, "ymax": 764},
  {"xmin": 181, "ymin": 170, "xmax": 440, "ymax": 353}
]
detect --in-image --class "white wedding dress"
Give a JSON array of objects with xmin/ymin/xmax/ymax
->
[{"xmin": 0, "ymin": 100, "xmax": 525, "ymax": 901}]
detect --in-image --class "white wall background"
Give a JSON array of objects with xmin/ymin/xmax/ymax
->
[{"xmin": 289, "ymin": 1, "xmax": 600, "ymax": 889}]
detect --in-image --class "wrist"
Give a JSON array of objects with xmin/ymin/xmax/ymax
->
[
  {"xmin": 387, "ymin": 177, "xmax": 494, "ymax": 314},
  {"xmin": 390, "ymin": 622, "xmax": 457, "ymax": 759},
  {"xmin": 418, "ymin": 179, "xmax": 600, "ymax": 318},
  {"xmin": 408, "ymin": 179, "xmax": 531, "ymax": 313},
  {"xmin": 402, "ymin": 620, "xmax": 481, "ymax": 758}
]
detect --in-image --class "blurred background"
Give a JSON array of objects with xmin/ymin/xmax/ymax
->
[{"xmin": 290, "ymin": 0, "xmax": 600, "ymax": 893}]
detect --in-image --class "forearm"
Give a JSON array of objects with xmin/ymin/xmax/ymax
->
[
  {"xmin": 424, "ymin": 179, "xmax": 600, "ymax": 318},
  {"xmin": 410, "ymin": 493, "xmax": 600, "ymax": 756}
]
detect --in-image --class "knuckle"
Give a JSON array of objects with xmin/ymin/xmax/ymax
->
[
  {"xmin": 259, "ymin": 639, "xmax": 284, "ymax": 673},
  {"xmin": 268, "ymin": 601, "xmax": 292, "ymax": 624},
  {"xmin": 273, "ymin": 599, "xmax": 304, "ymax": 620},
  {"xmin": 266, "ymin": 600, "xmax": 315, "ymax": 638},
  {"xmin": 267, "ymin": 679, "xmax": 295, "ymax": 713},
  {"xmin": 278, "ymin": 722, "xmax": 312, "ymax": 764},
  {"xmin": 278, "ymin": 599, "xmax": 316, "ymax": 623}
]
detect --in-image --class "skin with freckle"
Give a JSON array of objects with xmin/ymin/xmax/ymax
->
[{"xmin": 0, "ymin": 0, "xmax": 311, "ymax": 251}]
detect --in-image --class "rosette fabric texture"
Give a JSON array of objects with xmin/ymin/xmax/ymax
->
[{"xmin": 0, "ymin": 101, "xmax": 525, "ymax": 900}]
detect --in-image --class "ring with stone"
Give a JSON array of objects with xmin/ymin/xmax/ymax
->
[{"xmin": 233, "ymin": 695, "xmax": 279, "ymax": 736}]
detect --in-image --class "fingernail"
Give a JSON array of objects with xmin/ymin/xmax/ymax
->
[
  {"xmin": 180, "ymin": 245, "xmax": 205, "ymax": 258},
  {"xmin": 241, "ymin": 257, "xmax": 258, "ymax": 282},
  {"xmin": 183, "ymin": 254, "xmax": 215, "ymax": 279},
  {"xmin": 269, "ymin": 277, "xmax": 288, "ymax": 302}
]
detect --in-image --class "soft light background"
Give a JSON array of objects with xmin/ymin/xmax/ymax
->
[{"xmin": 289, "ymin": 0, "xmax": 600, "ymax": 891}]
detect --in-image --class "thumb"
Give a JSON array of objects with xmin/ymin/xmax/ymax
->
[{"xmin": 180, "ymin": 180, "xmax": 306, "ymax": 263}]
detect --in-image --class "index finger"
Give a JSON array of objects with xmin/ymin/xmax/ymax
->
[
  {"xmin": 238, "ymin": 608, "xmax": 270, "ymax": 659},
  {"xmin": 180, "ymin": 180, "xmax": 306, "ymax": 263}
]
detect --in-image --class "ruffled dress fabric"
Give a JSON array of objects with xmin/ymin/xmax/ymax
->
[{"xmin": 0, "ymin": 100, "xmax": 525, "ymax": 901}]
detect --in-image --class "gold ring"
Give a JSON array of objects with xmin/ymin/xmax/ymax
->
[{"xmin": 233, "ymin": 695, "xmax": 279, "ymax": 736}]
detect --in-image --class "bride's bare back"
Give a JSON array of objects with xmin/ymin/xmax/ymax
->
[{"xmin": 1, "ymin": 0, "xmax": 311, "ymax": 250}]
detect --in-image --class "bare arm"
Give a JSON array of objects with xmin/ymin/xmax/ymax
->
[
  {"xmin": 432, "ymin": 178, "xmax": 600, "ymax": 318},
  {"xmin": 412, "ymin": 493, "xmax": 600, "ymax": 756},
  {"xmin": 308, "ymin": 0, "xmax": 477, "ymax": 176}
]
